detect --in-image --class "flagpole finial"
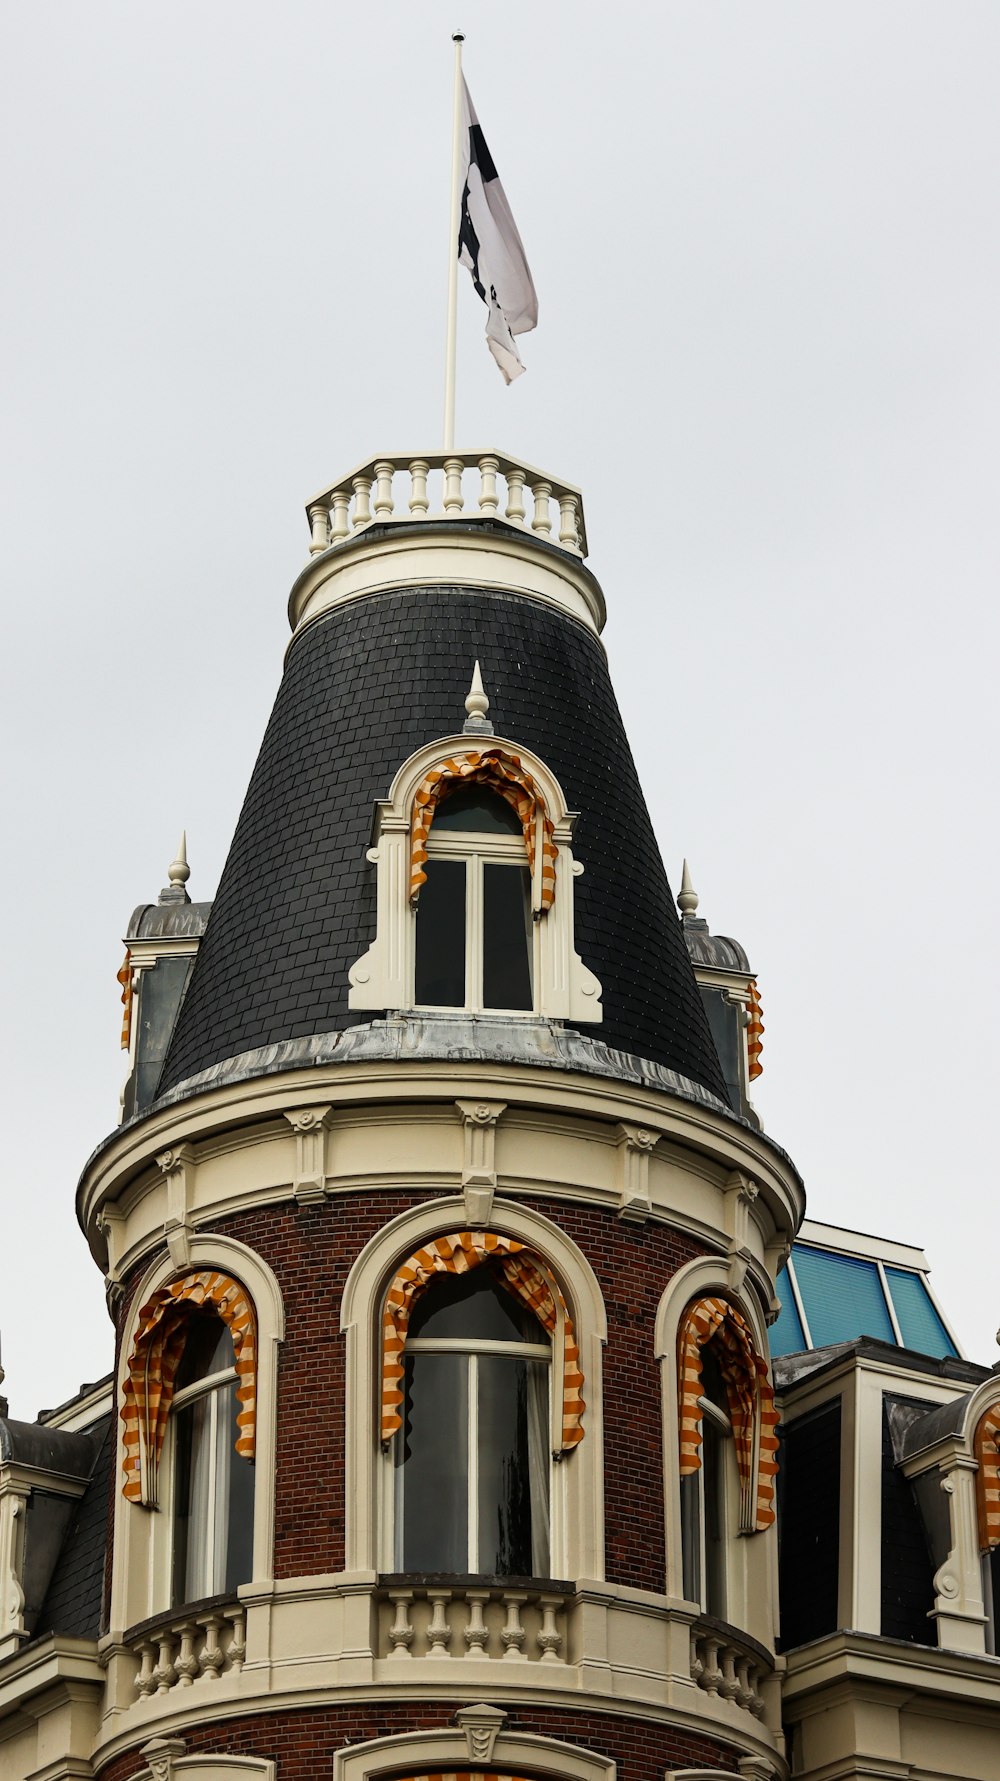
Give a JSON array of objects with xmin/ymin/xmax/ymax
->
[
  {"xmin": 452, "ymin": 30, "xmax": 465, "ymax": 41},
  {"xmin": 463, "ymin": 661, "xmax": 494, "ymax": 735}
]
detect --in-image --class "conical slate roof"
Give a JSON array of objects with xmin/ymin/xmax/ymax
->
[{"xmin": 159, "ymin": 581, "xmax": 727, "ymax": 1103}]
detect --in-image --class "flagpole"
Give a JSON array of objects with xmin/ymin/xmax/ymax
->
[{"xmin": 443, "ymin": 31, "xmax": 464, "ymax": 450}]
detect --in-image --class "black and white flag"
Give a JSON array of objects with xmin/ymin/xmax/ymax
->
[{"xmin": 457, "ymin": 78, "xmax": 538, "ymax": 383}]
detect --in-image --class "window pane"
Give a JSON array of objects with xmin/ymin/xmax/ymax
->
[
  {"xmin": 703, "ymin": 1417, "xmax": 727, "ymax": 1620},
  {"xmin": 680, "ymin": 1473, "xmax": 702, "ymax": 1604},
  {"xmin": 483, "ymin": 864, "xmax": 532, "ymax": 1011},
  {"xmin": 791, "ymin": 1246, "xmax": 895, "ymax": 1348},
  {"xmin": 409, "ymin": 1267, "xmax": 545, "ymax": 1343},
  {"xmin": 477, "ymin": 1354, "xmax": 547, "ymax": 1575},
  {"xmin": 173, "ymin": 1393, "xmax": 215, "ymax": 1604},
  {"xmin": 432, "ymin": 785, "xmax": 523, "ymax": 834},
  {"xmin": 415, "ymin": 860, "xmax": 466, "ymax": 1006},
  {"xmin": 223, "ymin": 1382, "xmax": 255, "ymax": 1592},
  {"xmin": 884, "ymin": 1267, "xmax": 957, "ymax": 1358},
  {"xmin": 174, "ymin": 1313, "xmax": 235, "ymax": 1392},
  {"xmin": 397, "ymin": 1352, "xmax": 468, "ymax": 1571}
]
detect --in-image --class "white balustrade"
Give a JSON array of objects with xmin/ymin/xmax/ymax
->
[
  {"xmin": 690, "ymin": 1622, "xmax": 768, "ymax": 1719},
  {"xmin": 304, "ymin": 452, "xmax": 587, "ymax": 560},
  {"xmin": 378, "ymin": 1580, "xmax": 569, "ymax": 1663},
  {"xmin": 130, "ymin": 1602, "xmax": 247, "ymax": 1698}
]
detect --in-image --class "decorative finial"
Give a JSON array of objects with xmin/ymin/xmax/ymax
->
[
  {"xmin": 678, "ymin": 858, "xmax": 699, "ymax": 919},
  {"xmin": 463, "ymin": 661, "xmax": 494, "ymax": 735},
  {"xmin": 159, "ymin": 831, "xmax": 192, "ymax": 905}
]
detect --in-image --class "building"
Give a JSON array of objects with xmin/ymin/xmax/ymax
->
[{"xmin": 1, "ymin": 447, "xmax": 998, "ymax": 1781}]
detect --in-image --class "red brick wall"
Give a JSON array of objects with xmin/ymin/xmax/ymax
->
[
  {"xmin": 97, "ymin": 1699, "xmax": 742, "ymax": 1781},
  {"xmin": 113, "ymin": 1187, "xmax": 708, "ymax": 1593}
]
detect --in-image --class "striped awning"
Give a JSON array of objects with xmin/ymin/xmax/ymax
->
[
  {"xmin": 975, "ymin": 1398, "xmax": 1000, "ymax": 1552},
  {"xmin": 381, "ymin": 1230, "xmax": 584, "ymax": 1453},
  {"xmin": 117, "ymin": 951, "xmax": 133, "ymax": 1051},
  {"xmin": 120, "ymin": 1270, "xmax": 257, "ymax": 1503},
  {"xmin": 747, "ymin": 978, "xmax": 764, "ymax": 1081},
  {"xmin": 409, "ymin": 747, "xmax": 558, "ymax": 915},
  {"xmin": 678, "ymin": 1295, "xmax": 778, "ymax": 1532}
]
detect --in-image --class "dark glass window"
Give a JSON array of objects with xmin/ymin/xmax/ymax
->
[
  {"xmin": 680, "ymin": 1338, "xmax": 731, "ymax": 1615},
  {"xmin": 433, "ymin": 785, "xmax": 523, "ymax": 834},
  {"xmin": 483, "ymin": 865, "xmax": 532, "ymax": 1010},
  {"xmin": 414, "ymin": 859, "xmax": 466, "ymax": 1006}
]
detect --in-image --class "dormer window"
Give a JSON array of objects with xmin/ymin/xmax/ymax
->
[{"xmin": 415, "ymin": 786, "xmax": 533, "ymax": 1012}]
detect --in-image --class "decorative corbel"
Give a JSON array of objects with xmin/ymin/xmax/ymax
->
[
  {"xmin": 0, "ymin": 1478, "xmax": 29, "ymax": 1662},
  {"xmin": 455, "ymin": 1100, "xmax": 506, "ymax": 1226},
  {"xmin": 96, "ymin": 1201, "xmax": 126, "ymax": 1286},
  {"xmin": 616, "ymin": 1123, "xmax": 657, "ymax": 1224},
  {"xmin": 738, "ymin": 1759, "xmax": 778, "ymax": 1781},
  {"xmin": 157, "ymin": 1144, "xmax": 196, "ymax": 1270},
  {"xmin": 138, "ymin": 1737, "xmax": 188, "ymax": 1781},
  {"xmin": 284, "ymin": 1106, "xmax": 333, "ymax": 1204},
  {"xmin": 929, "ymin": 1457, "xmax": 988, "ymax": 1654},
  {"xmin": 454, "ymin": 1702, "xmax": 507, "ymax": 1762}
]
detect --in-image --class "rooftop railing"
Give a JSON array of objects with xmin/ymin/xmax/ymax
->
[{"xmin": 305, "ymin": 450, "xmax": 587, "ymax": 561}]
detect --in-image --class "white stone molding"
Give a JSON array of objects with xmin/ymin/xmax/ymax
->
[
  {"xmin": 135, "ymin": 1747, "xmax": 275, "ymax": 1781},
  {"xmin": 157, "ymin": 1143, "xmax": 196, "ymax": 1270},
  {"xmin": 615, "ymin": 1123, "xmax": 657, "ymax": 1224},
  {"xmin": 348, "ymin": 731, "xmax": 603, "ymax": 1024},
  {"xmin": 929, "ymin": 1458, "xmax": 988, "ymax": 1653},
  {"xmin": 455, "ymin": 1098, "xmax": 506, "ymax": 1225},
  {"xmin": 654, "ymin": 1255, "xmax": 777, "ymax": 1647},
  {"xmin": 333, "ymin": 1723, "xmax": 615, "ymax": 1781},
  {"xmin": 108, "ymin": 1234, "xmax": 284, "ymax": 1640},
  {"xmin": 0, "ymin": 1473, "xmax": 29, "ymax": 1660},
  {"xmin": 339, "ymin": 1193, "xmax": 607, "ymax": 1581},
  {"xmin": 668, "ymin": 1770, "xmax": 775, "ymax": 1781},
  {"xmin": 283, "ymin": 1104, "xmax": 333, "ymax": 1203},
  {"xmin": 138, "ymin": 1739, "xmax": 188, "ymax": 1781},
  {"xmin": 455, "ymin": 1701, "xmax": 507, "ymax": 1761}
]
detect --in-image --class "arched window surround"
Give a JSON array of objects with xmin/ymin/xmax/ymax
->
[
  {"xmin": 331, "ymin": 1722, "xmax": 615, "ymax": 1781},
  {"xmin": 655, "ymin": 1255, "xmax": 778, "ymax": 1643},
  {"xmin": 348, "ymin": 732, "xmax": 602, "ymax": 1023},
  {"xmin": 110, "ymin": 1235, "xmax": 284, "ymax": 1638},
  {"xmin": 340, "ymin": 1195, "xmax": 607, "ymax": 1582}
]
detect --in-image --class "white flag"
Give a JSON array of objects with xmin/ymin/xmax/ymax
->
[{"xmin": 457, "ymin": 78, "xmax": 538, "ymax": 383}]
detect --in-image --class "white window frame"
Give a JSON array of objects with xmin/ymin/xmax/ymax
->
[
  {"xmin": 168, "ymin": 1347, "xmax": 244, "ymax": 1606},
  {"xmin": 348, "ymin": 732, "xmax": 602, "ymax": 1024},
  {"xmin": 414, "ymin": 825, "xmax": 536, "ymax": 1015},
  {"xmin": 395, "ymin": 1318, "xmax": 553, "ymax": 1573}
]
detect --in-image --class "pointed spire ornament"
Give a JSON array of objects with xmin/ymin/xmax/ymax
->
[
  {"xmin": 159, "ymin": 831, "xmax": 192, "ymax": 905},
  {"xmin": 677, "ymin": 858, "xmax": 699, "ymax": 919},
  {"xmin": 463, "ymin": 660, "xmax": 494, "ymax": 735}
]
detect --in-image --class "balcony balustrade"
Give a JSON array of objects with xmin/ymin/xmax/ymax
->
[
  {"xmin": 305, "ymin": 451, "xmax": 587, "ymax": 561},
  {"xmin": 376, "ymin": 1577, "xmax": 571, "ymax": 1663},
  {"xmin": 689, "ymin": 1617, "xmax": 771, "ymax": 1720},
  {"xmin": 126, "ymin": 1599, "xmax": 246, "ymax": 1698}
]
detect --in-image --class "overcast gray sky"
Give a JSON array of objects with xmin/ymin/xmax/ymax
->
[{"xmin": 2, "ymin": 2, "xmax": 997, "ymax": 1420}]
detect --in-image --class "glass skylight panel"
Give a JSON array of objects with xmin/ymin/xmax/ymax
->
[
  {"xmin": 791, "ymin": 1247, "xmax": 895, "ymax": 1348},
  {"xmin": 769, "ymin": 1268, "xmax": 807, "ymax": 1356},
  {"xmin": 884, "ymin": 1266, "xmax": 957, "ymax": 1359}
]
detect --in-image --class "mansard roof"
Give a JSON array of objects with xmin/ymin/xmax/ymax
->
[{"xmin": 158, "ymin": 584, "xmax": 728, "ymax": 1104}]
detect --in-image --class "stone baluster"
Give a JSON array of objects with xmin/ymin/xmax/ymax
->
[
  {"xmin": 228, "ymin": 1605, "xmax": 247, "ymax": 1672},
  {"xmin": 505, "ymin": 468, "xmax": 526, "ymax": 525},
  {"xmin": 719, "ymin": 1643, "xmax": 740, "ymax": 1700},
  {"xmin": 308, "ymin": 502, "xmax": 330, "ymax": 556},
  {"xmin": 135, "ymin": 1638, "xmax": 157, "ymax": 1697},
  {"xmin": 463, "ymin": 1588, "xmax": 490, "ymax": 1657},
  {"xmin": 530, "ymin": 481, "xmax": 552, "ymax": 537},
  {"xmin": 443, "ymin": 457, "xmax": 464, "ymax": 515},
  {"xmin": 689, "ymin": 1631, "xmax": 705, "ymax": 1687},
  {"xmin": 478, "ymin": 456, "xmax": 500, "ymax": 517},
  {"xmin": 426, "ymin": 1588, "xmax": 453, "ymax": 1656},
  {"xmin": 735, "ymin": 1653, "xmax": 755, "ymax": 1711},
  {"xmin": 330, "ymin": 490, "xmax": 351, "ymax": 541},
  {"xmin": 174, "ymin": 1621, "xmax": 199, "ymax": 1687},
  {"xmin": 750, "ymin": 1669, "xmax": 767, "ymax": 1718},
  {"xmin": 199, "ymin": 1613, "xmax": 225, "ymax": 1680},
  {"xmin": 558, "ymin": 493, "xmax": 580, "ymax": 550},
  {"xmin": 152, "ymin": 1632, "xmax": 177, "ymax": 1694},
  {"xmin": 387, "ymin": 1589, "xmax": 414, "ymax": 1657},
  {"xmin": 700, "ymin": 1634, "xmax": 723, "ymax": 1694},
  {"xmin": 352, "ymin": 474, "xmax": 373, "ymax": 529},
  {"xmin": 500, "ymin": 1590, "xmax": 528, "ymax": 1660},
  {"xmin": 537, "ymin": 1593, "xmax": 564, "ymax": 1663},
  {"xmin": 408, "ymin": 459, "xmax": 430, "ymax": 516},
  {"xmin": 373, "ymin": 461, "xmax": 394, "ymax": 521}
]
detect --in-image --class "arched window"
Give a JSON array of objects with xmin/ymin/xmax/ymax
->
[
  {"xmin": 169, "ymin": 1310, "xmax": 255, "ymax": 1606},
  {"xmin": 394, "ymin": 1267, "xmax": 551, "ymax": 1575},
  {"xmin": 414, "ymin": 784, "xmax": 534, "ymax": 1012},
  {"xmin": 680, "ymin": 1339, "xmax": 734, "ymax": 1616}
]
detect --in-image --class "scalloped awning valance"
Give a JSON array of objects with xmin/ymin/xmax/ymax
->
[
  {"xmin": 409, "ymin": 747, "xmax": 558, "ymax": 915},
  {"xmin": 678, "ymin": 1294, "xmax": 778, "ymax": 1532},
  {"xmin": 975, "ymin": 1399, "xmax": 1000, "ymax": 1551}
]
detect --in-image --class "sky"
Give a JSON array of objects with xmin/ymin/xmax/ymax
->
[{"xmin": 1, "ymin": 2, "xmax": 997, "ymax": 1420}]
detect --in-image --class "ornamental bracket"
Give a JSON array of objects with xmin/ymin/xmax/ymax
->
[
  {"xmin": 454, "ymin": 1702, "xmax": 507, "ymax": 1762},
  {"xmin": 455, "ymin": 1100, "xmax": 507, "ymax": 1226},
  {"xmin": 616, "ymin": 1122, "xmax": 658, "ymax": 1223},
  {"xmin": 284, "ymin": 1105, "xmax": 334, "ymax": 1203}
]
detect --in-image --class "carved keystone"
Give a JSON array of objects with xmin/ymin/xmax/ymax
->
[
  {"xmin": 157, "ymin": 1144, "xmax": 196, "ymax": 1269},
  {"xmin": 455, "ymin": 1100, "xmax": 506, "ymax": 1226},
  {"xmin": 139, "ymin": 1738, "xmax": 188, "ymax": 1781},
  {"xmin": 616, "ymin": 1123, "xmax": 658, "ymax": 1223},
  {"xmin": 455, "ymin": 1702, "xmax": 507, "ymax": 1762},
  {"xmin": 284, "ymin": 1106, "xmax": 333, "ymax": 1203}
]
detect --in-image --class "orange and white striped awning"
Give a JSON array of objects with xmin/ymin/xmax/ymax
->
[
  {"xmin": 747, "ymin": 978, "xmax": 764, "ymax": 1080},
  {"xmin": 117, "ymin": 951, "xmax": 133, "ymax": 1051},
  {"xmin": 409, "ymin": 747, "xmax": 558, "ymax": 915},
  {"xmin": 120, "ymin": 1269, "xmax": 257, "ymax": 1503},
  {"xmin": 975, "ymin": 1398, "xmax": 1000, "ymax": 1552},
  {"xmin": 678, "ymin": 1294, "xmax": 778, "ymax": 1532},
  {"xmin": 381, "ymin": 1230, "xmax": 584, "ymax": 1454}
]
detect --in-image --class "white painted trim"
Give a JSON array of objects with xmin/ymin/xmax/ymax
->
[
  {"xmin": 797, "ymin": 1219, "xmax": 929, "ymax": 1270},
  {"xmin": 783, "ymin": 1256, "xmax": 813, "ymax": 1349},
  {"xmin": 339, "ymin": 1193, "xmax": 607, "ymax": 1582},
  {"xmin": 135, "ymin": 1763, "xmax": 276, "ymax": 1781},
  {"xmin": 108, "ymin": 1234, "xmax": 285, "ymax": 1636},
  {"xmin": 332, "ymin": 1725, "xmax": 615, "ymax": 1781}
]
